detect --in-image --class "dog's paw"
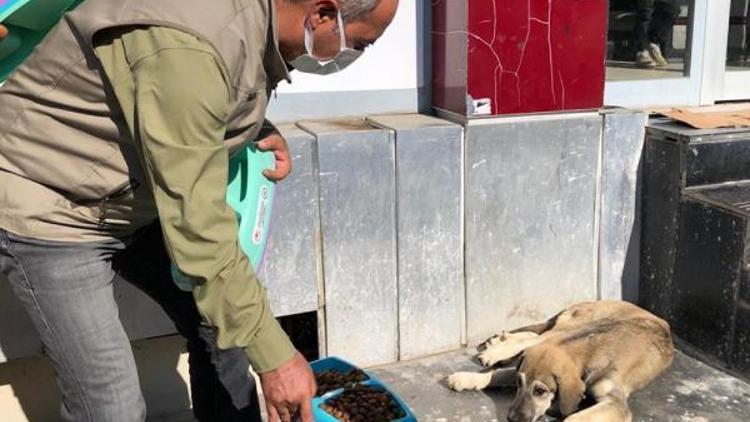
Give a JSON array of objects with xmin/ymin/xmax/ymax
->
[
  {"xmin": 478, "ymin": 348, "xmax": 502, "ymax": 367},
  {"xmin": 478, "ymin": 331, "xmax": 508, "ymax": 351},
  {"xmin": 446, "ymin": 372, "xmax": 490, "ymax": 391}
]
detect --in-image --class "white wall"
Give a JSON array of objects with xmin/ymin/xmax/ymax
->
[
  {"xmin": 268, "ymin": 0, "xmax": 426, "ymax": 121},
  {"xmin": 277, "ymin": 0, "xmax": 418, "ymax": 94}
]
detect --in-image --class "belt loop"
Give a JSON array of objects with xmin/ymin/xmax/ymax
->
[
  {"xmin": 98, "ymin": 198, "xmax": 110, "ymax": 230},
  {"xmin": 0, "ymin": 229, "xmax": 9, "ymax": 249}
]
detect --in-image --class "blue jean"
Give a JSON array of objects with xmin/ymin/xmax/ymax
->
[{"xmin": 0, "ymin": 224, "xmax": 261, "ymax": 422}]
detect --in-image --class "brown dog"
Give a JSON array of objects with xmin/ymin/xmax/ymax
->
[{"xmin": 447, "ymin": 301, "xmax": 674, "ymax": 422}]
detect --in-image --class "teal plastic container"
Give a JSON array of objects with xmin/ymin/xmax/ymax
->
[
  {"xmin": 0, "ymin": 0, "xmax": 32, "ymax": 22},
  {"xmin": 172, "ymin": 144, "xmax": 276, "ymax": 291},
  {"xmin": 310, "ymin": 357, "xmax": 417, "ymax": 422},
  {"xmin": 0, "ymin": 0, "xmax": 84, "ymax": 82}
]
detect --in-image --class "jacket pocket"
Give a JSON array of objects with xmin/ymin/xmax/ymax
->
[{"xmin": 66, "ymin": 179, "xmax": 142, "ymax": 229}]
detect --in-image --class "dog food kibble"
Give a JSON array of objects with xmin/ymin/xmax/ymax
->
[
  {"xmin": 315, "ymin": 369, "xmax": 369, "ymax": 396},
  {"xmin": 320, "ymin": 385, "xmax": 406, "ymax": 422}
]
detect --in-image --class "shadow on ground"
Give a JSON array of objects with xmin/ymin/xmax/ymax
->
[
  {"xmin": 372, "ymin": 349, "xmax": 750, "ymax": 422},
  {"xmin": 0, "ymin": 335, "xmax": 191, "ymax": 422}
]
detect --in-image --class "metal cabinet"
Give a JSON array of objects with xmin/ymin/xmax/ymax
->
[
  {"xmin": 368, "ymin": 114, "xmax": 464, "ymax": 360},
  {"xmin": 297, "ymin": 119, "xmax": 398, "ymax": 367},
  {"xmin": 641, "ymin": 120, "xmax": 750, "ymax": 376},
  {"xmin": 262, "ymin": 124, "xmax": 321, "ymax": 318},
  {"xmin": 464, "ymin": 113, "xmax": 602, "ymax": 343}
]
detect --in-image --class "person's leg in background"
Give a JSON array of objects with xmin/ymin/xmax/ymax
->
[
  {"xmin": 635, "ymin": 0, "xmax": 657, "ymax": 67},
  {"xmin": 0, "ymin": 229, "xmax": 145, "ymax": 422},
  {"xmin": 113, "ymin": 223, "xmax": 262, "ymax": 422},
  {"xmin": 649, "ymin": 0, "xmax": 679, "ymax": 65}
]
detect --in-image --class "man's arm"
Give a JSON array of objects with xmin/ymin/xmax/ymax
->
[
  {"xmin": 95, "ymin": 28, "xmax": 315, "ymax": 420},
  {"xmin": 94, "ymin": 27, "xmax": 295, "ymax": 368},
  {"xmin": 128, "ymin": 39, "xmax": 296, "ymax": 373}
]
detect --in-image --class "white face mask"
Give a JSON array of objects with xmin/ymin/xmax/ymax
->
[{"xmin": 289, "ymin": 11, "xmax": 363, "ymax": 75}]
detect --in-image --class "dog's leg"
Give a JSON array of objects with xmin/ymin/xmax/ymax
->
[
  {"xmin": 478, "ymin": 335, "xmax": 543, "ymax": 367},
  {"xmin": 562, "ymin": 398, "xmax": 631, "ymax": 422},
  {"xmin": 446, "ymin": 367, "xmax": 516, "ymax": 392},
  {"xmin": 479, "ymin": 312, "xmax": 562, "ymax": 351},
  {"xmin": 446, "ymin": 371, "xmax": 494, "ymax": 391},
  {"xmin": 479, "ymin": 330, "xmax": 540, "ymax": 351},
  {"xmin": 564, "ymin": 380, "xmax": 632, "ymax": 422}
]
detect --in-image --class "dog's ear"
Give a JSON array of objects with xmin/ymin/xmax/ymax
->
[{"xmin": 554, "ymin": 360, "xmax": 585, "ymax": 416}]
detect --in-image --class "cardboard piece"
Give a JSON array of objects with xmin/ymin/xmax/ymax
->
[{"xmin": 654, "ymin": 103, "xmax": 750, "ymax": 129}]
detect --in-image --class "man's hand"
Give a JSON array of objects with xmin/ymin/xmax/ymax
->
[
  {"xmin": 260, "ymin": 352, "xmax": 317, "ymax": 422},
  {"xmin": 257, "ymin": 132, "xmax": 292, "ymax": 182},
  {"xmin": 0, "ymin": 25, "xmax": 8, "ymax": 40}
]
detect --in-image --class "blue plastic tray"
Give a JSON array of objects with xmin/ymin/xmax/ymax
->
[{"xmin": 311, "ymin": 357, "xmax": 417, "ymax": 422}]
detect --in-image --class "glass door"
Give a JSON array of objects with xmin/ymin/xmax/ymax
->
[
  {"xmin": 722, "ymin": 0, "xmax": 750, "ymax": 100},
  {"xmin": 604, "ymin": 0, "xmax": 707, "ymax": 107}
]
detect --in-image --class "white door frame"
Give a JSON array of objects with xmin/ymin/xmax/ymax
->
[
  {"xmin": 699, "ymin": 0, "xmax": 732, "ymax": 104},
  {"xmin": 700, "ymin": 0, "xmax": 750, "ymax": 103},
  {"xmin": 720, "ymin": 0, "xmax": 750, "ymax": 101}
]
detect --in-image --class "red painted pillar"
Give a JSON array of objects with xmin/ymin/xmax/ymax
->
[{"xmin": 432, "ymin": 0, "xmax": 608, "ymax": 117}]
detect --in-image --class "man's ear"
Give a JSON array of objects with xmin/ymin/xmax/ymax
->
[
  {"xmin": 553, "ymin": 356, "xmax": 585, "ymax": 416},
  {"xmin": 309, "ymin": 0, "xmax": 339, "ymax": 27}
]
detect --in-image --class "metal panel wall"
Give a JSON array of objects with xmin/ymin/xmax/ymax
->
[
  {"xmin": 261, "ymin": 124, "xmax": 321, "ymax": 317},
  {"xmin": 298, "ymin": 119, "xmax": 398, "ymax": 367},
  {"xmin": 368, "ymin": 114, "xmax": 464, "ymax": 360},
  {"xmin": 599, "ymin": 111, "xmax": 647, "ymax": 301},
  {"xmin": 464, "ymin": 113, "xmax": 601, "ymax": 343}
]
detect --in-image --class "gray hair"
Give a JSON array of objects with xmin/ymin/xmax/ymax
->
[
  {"xmin": 287, "ymin": 0, "xmax": 381, "ymax": 22},
  {"xmin": 339, "ymin": 0, "xmax": 380, "ymax": 21}
]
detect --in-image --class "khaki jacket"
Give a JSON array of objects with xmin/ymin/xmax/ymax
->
[
  {"xmin": 0, "ymin": 0, "xmax": 289, "ymax": 241},
  {"xmin": 0, "ymin": 0, "xmax": 296, "ymax": 372}
]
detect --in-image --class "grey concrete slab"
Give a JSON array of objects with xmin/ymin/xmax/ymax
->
[
  {"xmin": 373, "ymin": 350, "xmax": 509, "ymax": 422},
  {"xmin": 368, "ymin": 114, "xmax": 464, "ymax": 361},
  {"xmin": 262, "ymin": 124, "xmax": 321, "ymax": 317},
  {"xmin": 371, "ymin": 350, "xmax": 750, "ymax": 422},
  {"xmin": 297, "ymin": 119, "xmax": 398, "ymax": 367},
  {"xmin": 464, "ymin": 114, "xmax": 602, "ymax": 344},
  {"xmin": 152, "ymin": 348, "xmax": 750, "ymax": 422}
]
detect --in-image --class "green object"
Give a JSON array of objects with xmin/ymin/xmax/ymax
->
[
  {"xmin": 227, "ymin": 144, "xmax": 277, "ymax": 272},
  {"xmin": 171, "ymin": 144, "xmax": 277, "ymax": 291},
  {"xmin": 0, "ymin": 0, "xmax": 33, "ymax": 22},
  {"xmin": 0, "ymin": 0, "xmax": 84, "ymax": 82}
]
